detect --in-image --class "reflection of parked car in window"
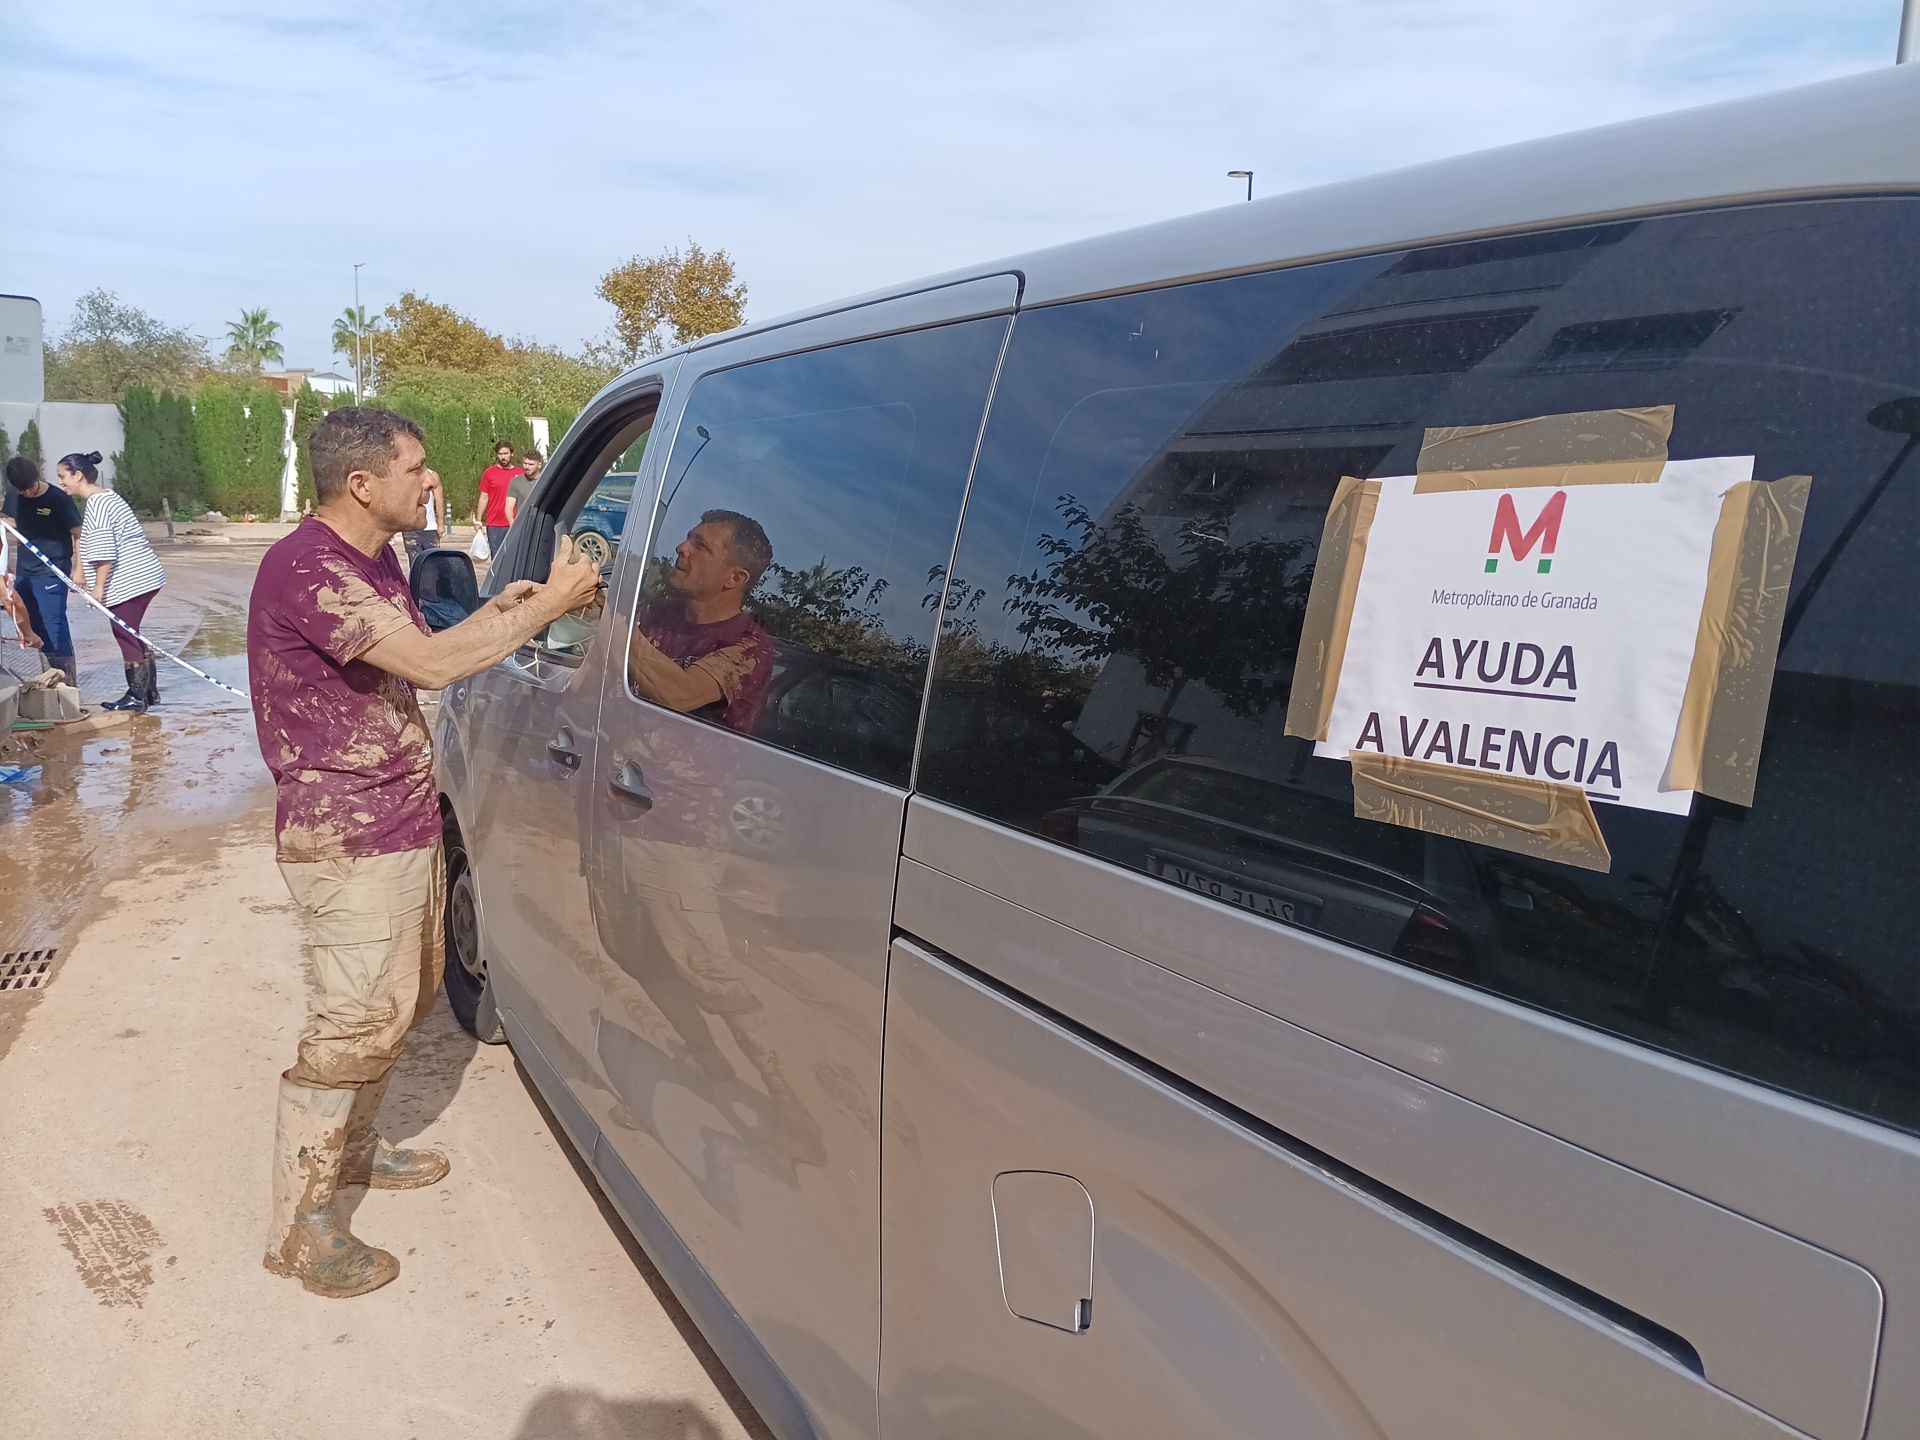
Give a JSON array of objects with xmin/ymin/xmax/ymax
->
[{"xmin": 1039, "ymin": 755, "xmax": 1489, "ymax": 980}]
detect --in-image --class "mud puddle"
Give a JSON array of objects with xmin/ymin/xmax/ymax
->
[{"xmin": 0, "ymin": 555, "xmax": 271, "ymax": 1062}]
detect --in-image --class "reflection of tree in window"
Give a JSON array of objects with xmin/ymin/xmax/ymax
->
[{"xmin": 1002, "ymin": 493, "xmax": 1314, "ymax": 765}]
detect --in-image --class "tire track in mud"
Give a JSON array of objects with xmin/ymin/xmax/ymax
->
[{"xmin": 42, "ymin": 1200, "xmax": 169, "ymax": 1308}]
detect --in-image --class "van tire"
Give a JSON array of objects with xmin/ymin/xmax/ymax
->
[{"xmin": 442, "ymin": 825, "xmax": 506, "ymax": 1045}]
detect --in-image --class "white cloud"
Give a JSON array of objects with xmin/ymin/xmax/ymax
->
[{"xmin": 0, "ymin": 0, "xmax": 1895, "ymax": 371}]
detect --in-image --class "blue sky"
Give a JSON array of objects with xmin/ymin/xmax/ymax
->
[{"xmin": 0, "ymin": 0, "xmax": 1900, "ymax": 372}]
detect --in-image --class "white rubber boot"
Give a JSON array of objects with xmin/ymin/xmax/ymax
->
[
  {"xmin": 339, "ymin": 1074, "xmax": 450, "ymax": 1190},
  {"xmin": 264, "ymin": 1076, "xmax": 400, "ymax": 1298}
]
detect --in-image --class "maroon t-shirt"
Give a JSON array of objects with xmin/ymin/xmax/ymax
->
[
  {"xmin": 247, "ymin": 517, "xmax": 441, "ymax": 862},
  {"xmin": 635, "ymin": 601, "xmax": 774, "ymax": 733}
]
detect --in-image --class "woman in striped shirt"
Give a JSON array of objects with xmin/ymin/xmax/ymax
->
[{"xmin": 58, "ymin": 451, "xmax": 167, "ymax": 713}]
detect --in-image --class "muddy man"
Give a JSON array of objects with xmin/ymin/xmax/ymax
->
[{"xmin": 245, "ymin": 408, "xmax": 600, "ymax": 1298}]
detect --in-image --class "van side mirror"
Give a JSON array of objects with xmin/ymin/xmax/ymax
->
[{"xmin": 409, "ymin": 548, "xmax": 481, "ymax": 632}]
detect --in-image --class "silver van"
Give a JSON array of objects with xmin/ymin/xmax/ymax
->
[{"xmin": 415, "ymin": 65, "xmax": 1920, "ymax": 1440}]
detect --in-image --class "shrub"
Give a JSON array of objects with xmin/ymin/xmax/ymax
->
[
  {"xmin": 19, "ymin": 419, "xmax": 41, "ymax": 463},
  {"xmin": 0, "ymin": 424, "xmax": 10, "ymax": 460},
  {"xmin": 545, "ymin": 407, "xmax": 577, "ymax": 455},
  {"xmin": 241, "ymin": 388, "xmax": 288, "ymax": 517},
  {"xmin": 490, "ymin": 397, "xmax": 533, "ymax": 459},
  {"xmin": 193, "ymin": 387, "xmax": 248, "ymax": 513},
  {"xmin": 115, "ymin": 386, "xmax": 164, "ymax": 511},
  {"xmin": 156, "ymin": 391, "xmax": 203, "ymax": 512},
  {"xmin": 291, "ymin": 383, "xmax": 333, "ymax": 510}
]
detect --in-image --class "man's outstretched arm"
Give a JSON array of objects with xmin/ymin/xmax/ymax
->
[{"xmin": 363, "ymin": 548, "xmax": 602, "ymax": 689}]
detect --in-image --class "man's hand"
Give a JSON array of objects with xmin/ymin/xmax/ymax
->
[
  {"xmin": 486, "ymin": 579, "xmax": 543, "ymax": 614},
  {"xmin": 539, "ymin": 536, "xmax": 603, "ymax": 619}
]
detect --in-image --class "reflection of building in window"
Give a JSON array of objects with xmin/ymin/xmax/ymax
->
[
  {"xmin": 1260, "ymin": 308, "xmax": 1537, "ymax": 383},
  {"xmin": 1534, "ymin": 309, "xmax": 1737, "ymax": 373},
  {"xmin": 1328, "ymin": 223, "xmax": 1635, "ymax": 317}
]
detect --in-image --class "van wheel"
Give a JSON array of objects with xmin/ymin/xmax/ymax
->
[{"xmin": 443, "ymin": 828, "xmax": 506, "ymax": 1044}]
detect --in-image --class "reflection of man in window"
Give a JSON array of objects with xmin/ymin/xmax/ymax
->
[{"xmin": 628, "ymin": 508, "xmax": 774, "ymax": 732}]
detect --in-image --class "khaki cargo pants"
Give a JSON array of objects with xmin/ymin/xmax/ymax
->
[{"xmin": 278, "ymin": 844, "xmax": 446, "ymax": 1088}]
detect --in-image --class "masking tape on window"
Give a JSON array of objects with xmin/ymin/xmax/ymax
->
[
  {"xmin": 1350, "ymin": 752, "xmax": 1613, "ymax": 873},
  {"xmin": 1662, "ymin": 474, "xmax": 1811, "ymax": 807},
  {"xmin": 1283, "ymin": 475, "xmax": 1381, "ymax": 743},
  {"xmin": 1411, "ymin": 405, "xmax": 1672, "ymax": 494}
]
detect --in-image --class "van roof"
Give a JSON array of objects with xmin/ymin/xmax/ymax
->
[{"xmin": 691, "ymin": 62, "xmax": 1919, "ymax": 353}]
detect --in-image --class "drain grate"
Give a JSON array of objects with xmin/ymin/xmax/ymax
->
[{"xmin": 0, "ymin": 949, "xmax": 57, "ymax": 991}]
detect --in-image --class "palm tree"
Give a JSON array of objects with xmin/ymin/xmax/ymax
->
[
  {"xmin": 225, "ymin": 308, "xmax": 284, "ymax": 368},
  {"xmin": 331, "ymin": 306, "xmax": 377, "ymax": 362}
]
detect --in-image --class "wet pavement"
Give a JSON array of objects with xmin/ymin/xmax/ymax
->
[
  {"xmin": 0, "ymin": 539, "xmax": 766, "ymax": 1440},
  {"xmin": 0, "ymin": 542, "xmax": 269, "ymax": 1064}
]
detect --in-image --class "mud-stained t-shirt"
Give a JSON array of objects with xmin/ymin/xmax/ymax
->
[
  {"xmin": 634, "ymin": 602, "xmax": 773, "ymax": 734},
  {"xmin": 247, "ymin": 516, "xmax": 441, "ymax": 862}
]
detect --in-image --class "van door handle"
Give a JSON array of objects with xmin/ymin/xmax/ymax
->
[
  {"xmin": 609, "ymin": 760, "xmax": 653, "ymax": 811},
  {"xmin": 546, "ymin": 726, "xmax": 583, "ymax": 770}
]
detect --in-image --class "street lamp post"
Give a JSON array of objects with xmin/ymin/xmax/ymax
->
[
  {"xmin": 352, "ymin": 262, "xmax": 366, "ymax": 402},
  {"xmin": 1227, "ymin": 169, "xmax": 1253, "ymax": 202}
]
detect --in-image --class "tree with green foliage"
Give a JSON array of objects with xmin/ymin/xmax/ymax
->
[
  {"xmin": 0, "ymin": 424, "xmax": 10, "ymax": 461},
  {"xmin": 373, "ymin": 292, "xmax": 506, "ymax": 376},
  {"xmin": 157, "ymin": 390, "xmax": 203, "ymax": 512},
  {"xmin": 489, "ymin": 397, "xmax": 533, "ymax": 460},
  {"xmin": 291, "ymin": 383, "xmax": 334, "ymax": 510},
  {"xmin": 192, "ymin": 387, "xmax": 248, "ymax": 513},
  {"xmin": 331, "ymin": 306, "xmax": 381, "ymax": 391},
  {"xmin": 115, "ymin": 387, "xmax": 165, "ymax": 511},
  {"xmin": 597, "ymin": 242, "xmax": 747, "ymax": 365},
  {"xmin": 545, "ymin": 407, "xmax": 577, "ymax": 455},
  {"xmin": 224, "ymin": 308, "xmax": 285, "ymax": 369},
  {"xmin": 43, "ymin": 290, "xmax": 212, "ymax": 403},
  {"xmin": 19, "ymin": 419, "xmax": 42, "ymax": 464},
  {"xmin": 241, "ymin": 389, "xmax": 288, "ymax": 516}
]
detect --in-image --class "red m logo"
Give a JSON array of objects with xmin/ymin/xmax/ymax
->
[{"xmin": 1487, "ymin": 490, "xmax": 1567, "ymax": 574}]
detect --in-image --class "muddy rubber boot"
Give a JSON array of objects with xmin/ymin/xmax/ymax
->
[
  {"xmin": 264, "ymin": 1077, "xmax": 401, "ymax": 1298},
  {"xmin": 339, "ymin": 1074, "xmax": 450, "ymax": 1190},
  {"xmin": 48, "ymin": 654, "xmax": 76, "ymax": 687},
  {"xmin": 100, "ymin": 664, "xmax": 146, "ymax": 713},
  {"xmin": 139, "ymin": 657, "xmax": 159, "ymax": 708}
]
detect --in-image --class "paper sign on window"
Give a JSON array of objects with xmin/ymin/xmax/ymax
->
[{"xmin": 1312, "ymin": 457, "xmax": 1752, "ymax": 816}]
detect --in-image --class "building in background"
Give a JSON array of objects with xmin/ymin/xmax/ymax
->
[{"xmin": 261, "ymin": 368, "xmax": 357, "ymax": 400}]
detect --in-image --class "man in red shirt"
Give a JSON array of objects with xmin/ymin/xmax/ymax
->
[
  {"xmin": 249, "ymin": 408, "xmax": 600, "ymax": 1298},
  {"xmin": 474, "ymin": 440, "xmax": 519, "ymax": 557}
]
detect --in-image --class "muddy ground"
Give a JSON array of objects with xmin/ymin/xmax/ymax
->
[{"xmin": 0, "ymin": 540, "xmax": 769, "ymax": 1440}]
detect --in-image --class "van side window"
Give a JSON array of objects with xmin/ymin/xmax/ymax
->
[
  {"xmin": 626, "ymin": 317, "xmax": 1007, "ymax": 784},
  {"xmin": 917, "ymin": 199, "xmax": 1920, "ymax": 1135},
  {"xmin": 507, "ymin": 405, "xmax": 654, "ymax": 669}
]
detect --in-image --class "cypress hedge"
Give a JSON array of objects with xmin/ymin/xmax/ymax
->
[
  {"xmin": 115, "ymin": 386, "xmax": 164, "ymax": 511},
  {"xmin": 19, "ymin": 419, "xmax": 41, "ymax": 464},
  {"xmin": 192, "ymin": 387, "xmax": 247, "ymax": 514},
  {"xmin": 157, "ymin": 391, "xmax": 202, "ymax": 512}
]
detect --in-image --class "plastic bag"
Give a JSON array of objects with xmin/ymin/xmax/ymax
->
[{"xmin": 469, "ymin": 527, "xmax": 491, "ymax": 562}]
